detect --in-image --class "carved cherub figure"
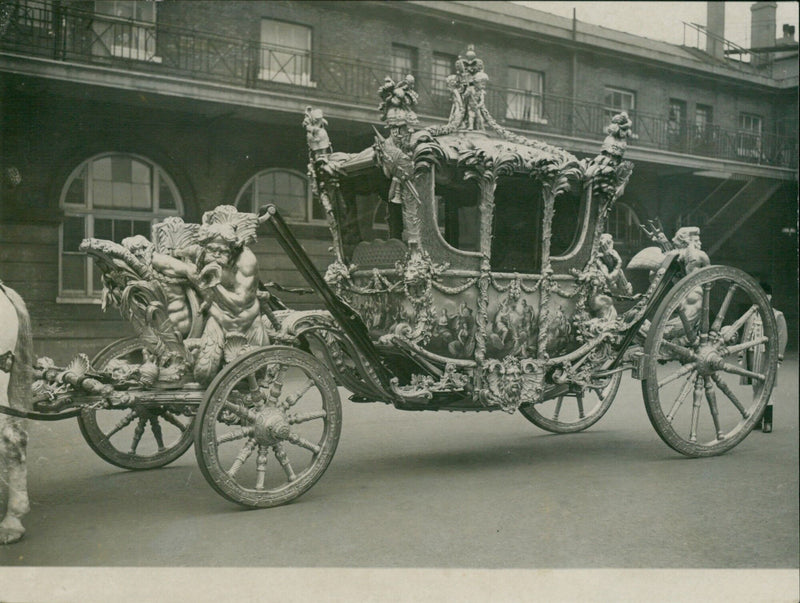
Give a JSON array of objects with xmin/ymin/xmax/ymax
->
[
  {"xmin": 464, "ymin": 71, "xmax": 488, "ymax": 130},
  {"xmin": 303, "ymin": 106, "xmax": 331, "ymax": 154},
  {"xmin": 597, "ymin": 233, "xmax": 633, "ymax": 296}
]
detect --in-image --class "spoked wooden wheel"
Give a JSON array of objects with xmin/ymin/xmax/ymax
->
[
  {"xmin": 194, "ymin": 346, "xmax": 341, "ymax": 508},
  {"xmin": 642, "ymin": 266, "xmax": 778, "ymax": 457},
  {"xmin": 78, "ymin": 337, "xmax": 195, "ymax": 470},
  {"xmin": 519, "ymin": 372, "xmax": 621, "ymax": 433}
]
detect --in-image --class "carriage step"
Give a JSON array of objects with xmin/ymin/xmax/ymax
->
[{"xmin": 630, "ymin": 352, "xmax": 648, "ymax": 380}]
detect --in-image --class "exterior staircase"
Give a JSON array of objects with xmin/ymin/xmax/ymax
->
[{"xmin": 678, "ymin": 176, "xmax": 782, "ymax": 256}]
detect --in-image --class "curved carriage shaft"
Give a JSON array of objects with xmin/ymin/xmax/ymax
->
[{"xmin": 644, "ymin": 267, "xmax": 777, "ymax": 456}]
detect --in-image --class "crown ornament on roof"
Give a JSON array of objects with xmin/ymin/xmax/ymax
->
[
  {"xmin": 601, "ymin": 112, "xmax": 633, "ymax": 159},
  {"xmin": 450, "ymin": 45, "xmax": 490, "ymax": 131}
]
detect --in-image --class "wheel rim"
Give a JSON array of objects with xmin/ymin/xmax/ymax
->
[
  {"xmin": 195, "ymin": 346, "xmax": 341, "ymax": 508},
  {"xmin": 642, "ymin": 266, "xmax": 778, "ymax": 457},
  {"xmin": 78, "ymin": 338, "xmax": 195, "ymax": 470},
  {"xmin": 520, "ymin": 372, "xmax": 621, "ymax": 433}
]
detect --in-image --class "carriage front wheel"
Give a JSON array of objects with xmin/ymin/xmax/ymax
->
[
  {"xmin": 78, "ymin": 337, "xmax": 195, "ymax": 470},
  {"xmin": 641, "ymin": 265, "xmax": 778, "ymax": 457},
  {"xmin": 194, "ymin": 346, "xmax": 341, "ymax": 508}
]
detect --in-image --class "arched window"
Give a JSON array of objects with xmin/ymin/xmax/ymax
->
[
  {"xmin": 59, "ymin": 153, "xmax": 183, "ymax": 301},
  {"xmin": 235, "ymin": 168, "xmax": 323, "ymax": 223},
  {"xmin": 607, "ymin": 202, "xmax": 645, "ymax": 249}
]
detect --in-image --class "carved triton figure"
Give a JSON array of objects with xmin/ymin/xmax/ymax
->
[{"xmin": 153, "ymin": 206, "xmax": 268, "ymax": 384}]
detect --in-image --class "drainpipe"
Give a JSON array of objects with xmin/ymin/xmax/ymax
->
[{"xmin": 570, "ymin": 8, "xmax": 577, "ymax": 136}]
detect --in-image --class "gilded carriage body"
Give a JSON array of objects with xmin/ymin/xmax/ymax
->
[{"xmin": 303, "ymin": 49, "xmax": 639, "ymax": 414}]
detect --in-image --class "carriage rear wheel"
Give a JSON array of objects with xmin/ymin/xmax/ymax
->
[
  {"xmin": 194, "ymin": 346, "xmax": 341, "ymax": 508},
  {"xmin": 641, "ymin": 265, "xmax": 778, "ymax": 457},
  {"xmin": 78, "ymin": 337, "xmax": 195, "ymax": 470},
  {"xmin": 519, "ymin": 372, "xmax": 621, "ymax": 433}
]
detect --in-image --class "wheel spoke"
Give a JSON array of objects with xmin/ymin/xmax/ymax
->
[
  {"xmin": 287, "ymin": 410, "xmax": 327, "ymax": 424},
  {"xmin": 676, "ymin": 306, "xmax": 697, "ymax": 344},
  {"xmin": 104, "ymin": 410, "xmax": 137, "ymax": 439},
  {"xmin": 710, "ymin": 374, "xmax": 749, "ymax": 418},
  {"xmin": 725, "ymin": 336, "xmax": 769, "ymax": 356},
  {"xmin": 711, "ymin": 282, "xmax": 738, "ymax": 332},
  {"xmin": 658, "ymin": 362, "xmax": 696, "ymax": 389},
  {"xmin": 281, "ymin": 379, "xmax": 316, "ymax": 410},
  {"xmin": 255, "ymin": 447, "xmax": 269, "ymax": 490},
  {"xmin": 265, "ymin": 364, "xmax": 287, "ymax": 406},
  {"xmin": 700, "ymin": 283, "xmax": 711, "ymax": 337},
  {"xmin": 666, "ymin": 370, "xmax": 697, "ymax": 422},
  {"xmin": 161, "ymin": 411, "xmax": 188, "ymax": 432},
  {"xmin": 216, "ymin": 426, "xmax": 254, "ymax": 445},
  {"xmin": 223, "ymin": 401, "xmax": 255, "ymax": 422},
  {"xmin": 576, "ymin": 393, "xmax": 585, "ymax": 419},
  {"xmin": 227, "ymin": 438, "xmax": 257, "ymax": 477},
  {"xmin": 148, "ymin": 416, "xmax": 166, "ymax": 451},
  {"xmin": 285, "ymin": 431, "xmax": 321, "ymax": 455},
  {"xmin": 553, "ymin": 396, "xmax": 564, "ymax": 421},
  {"xmin": 273, "ymin": 443, "xmax": 298, "ymax": 482},
  {"xmin": 659, "ymin": 340, "xmax": 697, "ymax": 362},
  {"xmin": 129, "ymin": 416, "xmax": 148, "ymax": 454},
  {"xmin": 722, "ymin": 305, "xmax": 758, "ymax": 343},
  {"xmin": 689, "ymin": 376, "xmax": 704, "ymax": 443},
  {"xmin": 703, "ymin": 376, "xmax": 724, "ymax": 440},
  {"xmin": 721, "ymin": 362, "xmax": 765, "ymax": 382}
]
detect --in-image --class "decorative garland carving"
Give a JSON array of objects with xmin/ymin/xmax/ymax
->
[{"xmin": 389, "ymin": 363, "xmax": 471, "ymax": 402}]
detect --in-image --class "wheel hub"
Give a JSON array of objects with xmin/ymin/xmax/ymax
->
[
  {"xmin": 694, "ymin": 344, "xmax": 724, "ymax": 376},
  {"xmin": 252, "ymin": 407, "xmax": 290, "ymax": 445}
]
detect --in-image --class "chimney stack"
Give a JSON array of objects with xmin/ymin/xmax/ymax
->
[
  {"xmin": 751, "ymin": 2, "xmax": 777, "ymax": 47},
  {"xmin": 751, "ymin": 2, "xmax": 777, "ymax": 66},
  {"xmin": 780, "ymin": 23, "xmax": 795, "ymax": 44},
  {"xmin": 706, "ymin": 2, "xmax": 726, "ymax": 60}
]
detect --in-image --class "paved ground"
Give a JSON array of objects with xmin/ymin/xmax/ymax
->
[{"xmin": 1, "ymin": 356, "xmax": 797, "ymax": 573}]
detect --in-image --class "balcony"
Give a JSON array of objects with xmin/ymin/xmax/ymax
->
[{"xmin": 1, "ymin": 0, "xmax": 796, "ymax": 169}]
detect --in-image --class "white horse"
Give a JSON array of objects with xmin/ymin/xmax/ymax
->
[{"xmin": 0, "ymin": 282, "xmax": 33, "ymax": 544}]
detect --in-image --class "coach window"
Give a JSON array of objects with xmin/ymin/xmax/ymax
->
[
  {"xmin": 58, "ymin": 152, "xmax": 183, "ymax": 302},
  {"xmin": 607, "ymin": 202, "xmax": 645, "ymax": 250}
]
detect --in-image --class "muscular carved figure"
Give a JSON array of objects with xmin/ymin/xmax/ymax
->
[{"xmin": 152, "ymin": 207, "xmax": 268, "ymax": 384}]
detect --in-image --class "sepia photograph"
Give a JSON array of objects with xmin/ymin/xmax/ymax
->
[{"xmin": 0, "ymin": 1, "xmax": 797, "ymax": 600}]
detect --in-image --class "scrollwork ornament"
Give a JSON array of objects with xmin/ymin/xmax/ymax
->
[{"xmin": 479, "ymin": 356, "xmax": 545, "ymax": 413}]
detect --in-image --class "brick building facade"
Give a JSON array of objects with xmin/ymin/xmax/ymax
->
[{"xmin": 0, "ymin": 0, "xmax": 797, "ymax": 361}]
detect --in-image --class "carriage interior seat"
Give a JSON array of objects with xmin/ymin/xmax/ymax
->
[{"xmin": 350, "ymin": 238, "xmax": 407, "ymax": 269}]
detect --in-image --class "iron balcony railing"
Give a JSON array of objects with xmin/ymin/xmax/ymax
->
[{"xmin": 1, "ymin": 0, "xmax": 796, "ymax": 169}]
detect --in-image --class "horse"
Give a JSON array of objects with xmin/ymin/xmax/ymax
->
[{"xmin": 0, "ymin": 281, "xmax": 33, "ymax": 544}]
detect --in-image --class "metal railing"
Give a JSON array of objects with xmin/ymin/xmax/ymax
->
[
  {"xmin": 681, "ymin": 22, "xmax": 771, "ymax": 74},
  {"xmin": 1, "ymin": 1, "xmax": 796, "ymax": 168}
]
